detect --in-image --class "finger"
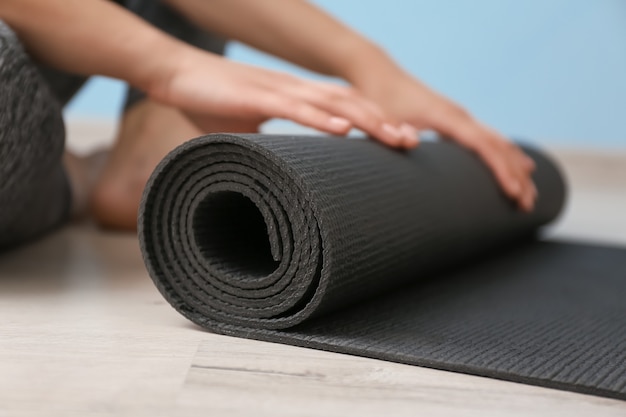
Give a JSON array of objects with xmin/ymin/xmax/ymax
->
[
  {"xmin": 492, "ymin": 140, "xmax": 534, "ymax": 210},
  {"xmin": 515, "ymin": 147, "xmax": 536, "ymax": 172},
  {"xmin": 476, "ymin": 141, "xmax": 525, "ymax": 201},
  {"xmin": 510, "ymin": 156, "xmax": 533, "ymax": 212},
  {"xmin": 501, "ymin": 139, "xmax": 536, "ymax": 173},
  {"xmin": 497, "ymin": 140, "xmax": 537, "ymax": 211},
  {"xmin": 283, "ymin": 82, "xmax": 415, "ymax": 148},
  {"xmin": 256, "ymin": 93, "xmax": 353, "ymax": 135},
  {"xmin": 521, "ymin": 169, "xmax": 538, "ymax": 211},
  {"xmin": 347, "ymin": 95, "xmax": 420, "ymax": 149},
  {"xmin": 521, "ymin": 184, "xmax": 537, "ymax": 212},
  {"xmin": 343, "ymin": 92, "xmax": 419, "ymax": 149},
  {"xmin": 429, "ymin": 107, "xmax": 533, "ymax": 207},
  {"xmin": 399, "ymin": 123, "xmax": 420, "ymax": 147}
]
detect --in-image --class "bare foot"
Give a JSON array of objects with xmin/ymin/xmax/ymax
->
[
  {"xmin": 90, "ymin": 100, "xmax": 259, "ymax": 231},
  {"xmin": 63, "ymin": 150, "xmax": 107, "ymax": 218},
  {"xmin": 90, "ymin": 100, "xmax": 202, "ymax": 230}
]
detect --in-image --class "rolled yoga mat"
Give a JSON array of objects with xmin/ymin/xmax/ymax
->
[{"xmin": 138, "ymin": 134, "xmax": 626, "ymax": 400}]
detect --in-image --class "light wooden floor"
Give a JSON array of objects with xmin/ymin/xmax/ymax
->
[{"xmin": 1, "ymin": 126, "xmax": 625, "ymax": 416}]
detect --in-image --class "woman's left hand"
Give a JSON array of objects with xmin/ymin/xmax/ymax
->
[{"xmin": 354, "ymin": 69, "xmax": 537, "ymax": 212}]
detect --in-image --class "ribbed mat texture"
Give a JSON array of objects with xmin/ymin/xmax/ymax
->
[{"xmin": 139, "ymin": 134, "xmax": 626, "ymax": 400}]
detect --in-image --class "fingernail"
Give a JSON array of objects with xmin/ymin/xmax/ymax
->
[
  {"xmin": 382, "ymin": 123, "xmax": 403, "ymax": 139},
  {"xmin": 329, "ymin": 116, "xmax": 351, "ymax": 130},
  {"xmin": 400, "ymin": 123, "xmax": 420, "ymax": 146}
]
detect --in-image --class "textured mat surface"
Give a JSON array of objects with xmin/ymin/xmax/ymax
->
[{"xmin": 139, "ymin": 134, "xmax": 626, "ymax": 400}]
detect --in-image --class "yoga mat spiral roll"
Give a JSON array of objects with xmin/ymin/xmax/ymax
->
[
  {"xmin": 139, "ymin": 134, "xmax": 564, "ymax": 330},
  {"xmin": 139, "ymin": 134, "xmax": 626, "ymax": 400}
]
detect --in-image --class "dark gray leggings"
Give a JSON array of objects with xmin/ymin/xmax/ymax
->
[{"xmin": 0, "ymin": 2, "xmax": 226, "ymax": 252}]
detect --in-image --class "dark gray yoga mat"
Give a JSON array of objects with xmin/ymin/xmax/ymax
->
[{"xmin": 138, "ymin": 134, "xmax": 626, "ymax": 400}]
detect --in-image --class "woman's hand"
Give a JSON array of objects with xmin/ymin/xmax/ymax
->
[
  {"xmin": 147, "ymin": 48, "xmax": 419, "ymax": 149},
  {"xmin": 353, "ymin": 68, "xmax": 537, "ymax": 212},
  {"xmin": 160, "ymin": 0, "xmax": 536, "ymax": 212},
  {"xmin": 148, "ymin": 46, "xmax": 535, "ymax": 211}
]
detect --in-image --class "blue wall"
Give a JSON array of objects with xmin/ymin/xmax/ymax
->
[{"xmin": 66, "ymin": 0, "xmax": 626, "ymax": 147}]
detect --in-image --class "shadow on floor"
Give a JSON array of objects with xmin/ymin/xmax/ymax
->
[{"xmin": 0, "ymin": 222, "xmax": 149, "ymax": 294}]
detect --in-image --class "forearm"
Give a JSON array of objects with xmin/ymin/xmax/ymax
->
[
  {"xmin": 165, "ymin": 0, "xmax": 402, "ymax": 85},
  {"xmin": 0, "ymin": 0, "xmax": 183, "ymax": 92}
]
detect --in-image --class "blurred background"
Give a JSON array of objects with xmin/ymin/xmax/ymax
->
[{"xmin": 65, "ymin": 0, "xmax": 626, "ymax": 149}]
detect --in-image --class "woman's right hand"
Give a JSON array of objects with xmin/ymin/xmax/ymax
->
[{"xmin": 147, "ymin": 48, "xmax": 419, "ymax": 148}]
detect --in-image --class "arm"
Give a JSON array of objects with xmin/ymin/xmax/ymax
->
[
  {"xmin": 166, "ymin": 0, "xmax": 537, "ymax": 211},
  {"xmin": 163, "ymin": 0, "xmax": 388, "ymax": 83},
  {"xmin": 0, "ymin": 0, "xmax": 411, "ymax": 147},
  {"xmin": 0, "ymin": 0, "xmax": 176, "ymax": 92}
]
